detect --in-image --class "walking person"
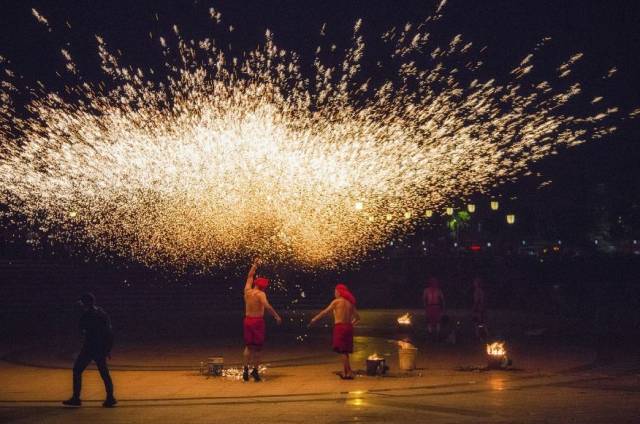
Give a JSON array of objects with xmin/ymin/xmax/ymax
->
[
  {"xmin": 62, "ymin": 293, "xmax": 116, "ymax": 407},
  {"xmin": 242, "ymin": 259, "xmax": 282, "ymax": 382}
]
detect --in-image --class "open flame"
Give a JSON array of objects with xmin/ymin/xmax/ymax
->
[
  {"xmin": 397, "ymin": 313, "xmax": 412, "ymax": 325},
  {"xmin": 397, "ymin": 340, "xmax": 415, "ymax": 350},
  {"xmin": 368, "ymin": 353, "xmax": 384, "ymax": 361},
  {"xmin": 486, "ymin": 342, "xmax": 506, "ymax": 357}
]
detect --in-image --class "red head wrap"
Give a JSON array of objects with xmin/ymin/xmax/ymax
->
[
  {"xmin": 335, "ymin": 283, "xmax": 356, "ymax": 305},
  {"xmin": 254, "ymin": 277, "xmax": 269, "ymax": 290}
]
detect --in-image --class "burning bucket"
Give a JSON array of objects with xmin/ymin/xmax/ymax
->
[
  {"xmin": 366, "ymin": 354, "xmax": 388, "ymax": 376},
  {"xmin": 486, "ymin": 342, "xmax": 510, "ymax": 369},
  {"xmin": 397, "ymin": 341, "xmax": 418, "ymax": 371}
]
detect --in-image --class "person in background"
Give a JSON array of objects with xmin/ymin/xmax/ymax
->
[
  {"xmin": 423, "ymin": 277, "xmax": 445, "ymax": 340},
  {"xmin": 242, "ymin": 259, "xmax": 282, "ymax": 382},
  {"xmin": 471, "ymin": 277, "xmax": 489, "ymax": 339},
  {"xmin": 309, "ymin": 283, "xmax": 360, "ymax": 379},
  {"xmin": 62, "ymin": 293, "xmax": 116, "ymax": 408}
]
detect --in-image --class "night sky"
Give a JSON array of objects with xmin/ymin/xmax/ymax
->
[{"xmin": 1, "ymin": 0, "xmax": 639, "ymax": 232}]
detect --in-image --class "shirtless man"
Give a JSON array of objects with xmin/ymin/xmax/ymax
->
[
  {"xmin": 242, "ymin": 259, "xmax": 282, "ymax": 382},
  {"xmin": 423, "ymin": 277, "xmax": 445, "ymax": 340},
  {"xmin": 309, "ymin": 284, "xmax": 360, "ymax": 379}
]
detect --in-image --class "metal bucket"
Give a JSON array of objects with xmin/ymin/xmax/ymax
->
[
  {"xmin": 206, "ymin": 357, "xmax": 224, "ymax": 376},
  {"xmin": 366, "ymin": 358, "xmax": 387, "ymax": 376},
  {"xmin": 398, "ymin": 347, "xmax": 418, "ymax": 371}
]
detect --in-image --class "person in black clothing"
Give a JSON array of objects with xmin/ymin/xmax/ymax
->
[{"xmin": 62, "ymin": 293, "xmax": 117, "ymax": 408}]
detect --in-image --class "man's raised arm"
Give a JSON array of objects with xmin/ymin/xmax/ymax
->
[{"xmin": 245, "ymin": 259, "xmax": 260, "ymax": 292}]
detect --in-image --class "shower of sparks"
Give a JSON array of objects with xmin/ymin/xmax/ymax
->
[{"xmin": 0, "ymin": 6, "xmax": 633, "ymax": 270}]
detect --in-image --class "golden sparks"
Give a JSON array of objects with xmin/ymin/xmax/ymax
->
[{"xmin": 0, "ymin": 7, "xmax": 631, "ymax": 270}]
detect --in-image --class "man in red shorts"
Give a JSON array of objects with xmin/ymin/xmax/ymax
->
[
  {"xmin": 309, "ymin": 283, "xmax": 360, "ymax": 379},
  {"xmin": 242, "ymin": 259, "xmax": 282, "ymax": 382}
]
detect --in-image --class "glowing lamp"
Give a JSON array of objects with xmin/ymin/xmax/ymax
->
[
  {"xmin": 386, "ymin": 214, "xmax": 393, "ymax": 221},
  {"xmin": 425, "ymin": 210, "xmax": 433, "ymax": 218},
  {"xmin": 446, "ymin": 207, "xmax": 454, "ymax": 216},
  {"xmin": 404, "ymin": 211, "xmax": 412, "ymax": 219},
  {"xmin": 69, "ymin": 211, "xmax": 77, "ymax": 218},
  {"xmin": 467, "ymin": 203, "xmax": 476, "ymax": 213},
  {"xmin": 506, "ymin": 214, "xmax": 515, "ymax": 225},
  {"xmin": 368, "ymin": 215, "xmax": 375, "ymax": 222},
  {"xmin": 354, "ymin": 201, "xmax": 363, "ymax": 211},
  {"xmin": 490, "ymin": 200, "xmax": 499, "ymax": 211}
]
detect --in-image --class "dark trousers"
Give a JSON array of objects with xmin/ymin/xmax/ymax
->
[{"xmin": 72, "ymin": 350, "xmax": 114, "ymax": 399}]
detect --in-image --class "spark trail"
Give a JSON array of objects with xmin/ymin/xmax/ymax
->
[{"xmin": 0, "ymin": 5, "xmax": 631, "ymax": 270}]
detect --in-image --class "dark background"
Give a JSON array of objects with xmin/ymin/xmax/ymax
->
[{"xmin": 0, "ymin": 1, "xmax": 639, "ymax": 341}]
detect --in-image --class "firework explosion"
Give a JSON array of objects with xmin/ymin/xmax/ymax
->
[{"xmin": 0, "ymin": 4, "xmax": 632, "ymax": 270}]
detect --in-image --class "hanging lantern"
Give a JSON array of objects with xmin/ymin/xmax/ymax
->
[
  {"xmin": 425, "ymin": 210, "xmax": 433, "ymax": 218},
  {"xmin": 446, "ymin": 207, "xmax": 454, "ymax": 216},
  {"xmin": 490, "ymin": 200, "xmax": 499, "ymax": 211},
  {"xmin": 467, "ymin": 203, "xmax": 476, "ymax": 213},
  {"xmin": 506, "ymin": 214, "xmax": 515, "ymax": 225},
  {"xmin": 386, "ymin": 214, "xmax": 393, "ymax": 221},
  {"xmin": 404, "ymin": 211, "xmax": 412, "ymax": 219},
  {"xmin": 354, "ymin": 201, "xmax": 363, "ymax": 211}
]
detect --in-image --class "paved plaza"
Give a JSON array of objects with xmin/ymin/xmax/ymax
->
[{"xmin": 1, "ymin": 310, "xmax": 639, "ymax": 423}]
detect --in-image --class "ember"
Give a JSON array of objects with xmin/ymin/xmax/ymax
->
[{"xmin": 222, "ymin": 365, "xmax": 267, "ymax": 381}]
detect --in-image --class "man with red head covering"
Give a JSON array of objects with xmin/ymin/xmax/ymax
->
[
  {"xmin": 423, "ymin": 277, "xmax": 445, "ymax": 340},
  {"xmin": 242, "ymin": 259, "xmax": 282, "ymax": 382},
  {"xmin": 309, "ymin": 283, "xmax": 360, "ymax": 379}
]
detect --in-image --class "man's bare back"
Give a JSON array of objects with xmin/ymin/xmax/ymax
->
[
  {"xmin": 243, "ymin": 261, "xmax": 281, "ymax": 323},
  {"xmin": 310, "ymin": 296, "xmax": 360, "ymax": 327},
  {"xmin": 331, "ymin": 298, "xmax": 356, "ymax": 324},
  {"xmin": 245, "ymin": 288, "xmax": 267, "ymax": 318}
]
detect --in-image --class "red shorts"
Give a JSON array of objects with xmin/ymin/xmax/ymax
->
[
  {"xmin": 243, "ymin": 317, "xmax": 265, "ymax": 349},
  {"xmin": 332, "ymin": 323, "xmax": 354, "ymax": 354},
  {"xmin": 426, "ymin": 305, "xmax": 443, "ymax": 326}
]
